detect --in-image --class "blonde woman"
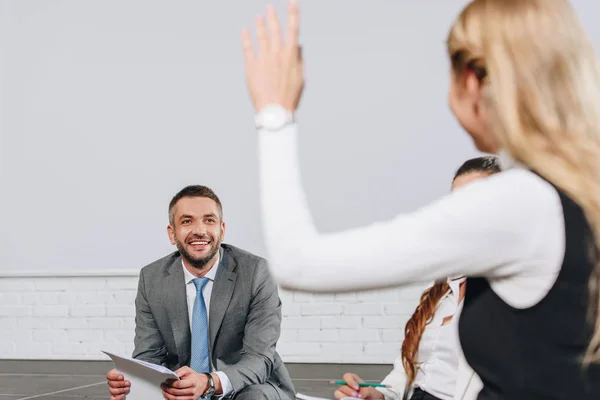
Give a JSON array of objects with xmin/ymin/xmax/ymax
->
[{"xmin": 241, "ymin": 0, "xmax": 600, "ymax": 398}]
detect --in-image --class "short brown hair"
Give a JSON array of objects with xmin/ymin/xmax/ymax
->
[{"xmin": 168, "ymin": 185, "xmax": 223, "ymax": 225}]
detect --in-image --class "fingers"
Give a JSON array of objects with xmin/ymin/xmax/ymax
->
[
  {"xmin": 244, "ymin": 1, "xmax": 298, "ymax": 56},
  {"xmin": 173, "ymin": 366, "xmax": 192, "ymax": 378},
  {"xmin": 241, "ymin": 0, "xmax": 304, "ymax": 112},
  {"xmin": 161, "ymin": 384, "xmax": 193, "ymax": 396},
  {"xmin": 162, "ymin": 390, "xmax": 195, "ymax": 400},
  {"xmin": 285, "ymin": 0, "xmax": 300, "ymax": 55},
  {"xmin": 359, "ymin": 387, "xmax": 379, "ymax": 399},
  {"xmin": 168, "ymin": 378, "xmax": 194, "ymax": 389},
  {"xmin": 255, "ymin": 15, "xmax": 269, "ymax": 55},
  {"xmin": 334, "ymin": 385, "xmax": 358, "ymax": 398},
  {"xmin": 106, "ymin": 368, "xmax": 130, "ymax": 396},
  {"xmin": 107, "ymin": 367, "xmax": 130, "ymax": 397},
  {"xmin": 106, "ymin": 368, "xmax": 123, "ymax": 380},
  {"xmin": 342, "ymin": 372, "xmax": 362, "ymax": 390},
  {"xmin": 241, "ymin": 28, "xmax": 255, "ymax": 64},
  {"xmin": 106, "ymin": 368, "xmax": 131, "ymax": 400},
  {"xmin": 108, "ymin": 384, "xmax": 129, "ymax": 396},
  {"xmin": 108, "ymin": 379, "xmax": 130, "ymax": 388},
  {"xmin": 266, "ymin": 4, "xmax": 282, "ymax": 50}
]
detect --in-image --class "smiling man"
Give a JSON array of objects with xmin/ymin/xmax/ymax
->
[{"xmin": 106, "ymin": 185, "xmax": 295, "ymax": 400}]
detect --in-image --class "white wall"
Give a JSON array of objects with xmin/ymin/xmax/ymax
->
[
  {"xmin": 0, "ymin": 0, "xmax": 479, "ymax": 273},
  {"xmin": 0, "ymin": 0, "xmax": 461, "ymax": 363},
  {"xmin": 0, "ymin": 274, "xmax": 425, "ymax": 363},
  {"xmin": 5, "ymin": 0, "xmax": 600, "ymax": 364}
]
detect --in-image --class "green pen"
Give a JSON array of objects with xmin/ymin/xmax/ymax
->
[{"xmin": 329, "ymin": 380, "xmax": 391, "ymax": 388}]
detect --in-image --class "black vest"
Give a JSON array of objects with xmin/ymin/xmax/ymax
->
[{"xmin": 459, "ymin": 185, "xmax": 600, "ymax": 399}]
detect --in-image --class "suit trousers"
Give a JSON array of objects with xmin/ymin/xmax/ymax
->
[
  {"xmin": 231, "ymin": 382, "xmax": 283, "ymax": 399},
  {"xmin": 410, "ymin": 388, "xmax": 443, "ymax": 400}
]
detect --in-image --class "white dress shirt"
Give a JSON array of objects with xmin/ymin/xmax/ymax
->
[
  {"xmin": 412, "ymin": 278, "xmax": 464, "ymax": 400},
  {"xmin": 257, "ymin": 123, "xmax": 564, "ymax": 309},
  {"xmin": 374, "ymin": 279, "xmax": 469, "ymax": 400},
  {"xmin": 182, "ymin": 255, "xmax": 233, "ymax": 397}
]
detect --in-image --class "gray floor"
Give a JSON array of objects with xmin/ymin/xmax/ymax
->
[{"xmin": 0, "ymin": 360, "xmax": 392, "ymax": 399}]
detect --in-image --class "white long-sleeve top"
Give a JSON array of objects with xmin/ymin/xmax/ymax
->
[{"xmin": 257, "ymin": 123, "xmax": 565, "ymax": 309}]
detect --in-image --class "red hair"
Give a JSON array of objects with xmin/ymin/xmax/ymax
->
[{"xmin": 401, "ymin": 281, "xmax": 450, "ymax": 387}]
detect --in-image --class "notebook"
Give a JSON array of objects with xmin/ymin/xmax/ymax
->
[{"xmin": 102, "ymin": 350, "xmax": 180, "ymax": 400}]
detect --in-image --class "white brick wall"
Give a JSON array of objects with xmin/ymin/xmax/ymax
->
[{"xmin": 0, "ymin": 274, "xmax": 426, "ymax": 363}]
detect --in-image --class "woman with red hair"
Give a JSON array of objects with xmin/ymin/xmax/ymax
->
[{"xmin": 334, "ymin": 157, "xmax": 500, "ymax": 400}]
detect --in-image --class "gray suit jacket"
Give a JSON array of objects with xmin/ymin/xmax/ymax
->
[{"xmin": 132, "ymin": 243, "xmax": 295, "ymax": 399}]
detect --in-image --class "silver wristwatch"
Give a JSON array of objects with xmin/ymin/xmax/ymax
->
[{"xmin": 202, "ymin": 372, "xmax": 215, "ymax": 398}]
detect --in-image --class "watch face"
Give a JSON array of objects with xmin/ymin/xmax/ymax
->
[
  {"xmin": 264, "ymin": 113, "xmax": 285, "ymax": 129},
  {"xmin": 258, "ymin": 105, "xmax": 291, "ymax": 130},
  {"xmin": 264, "ymin": 110, "xmax": 282, "ymax": 124}
]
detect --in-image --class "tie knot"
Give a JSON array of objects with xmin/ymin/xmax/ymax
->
[{"xmin": 192, "ymin": 277, "xmax": 209, "ymax": 291}]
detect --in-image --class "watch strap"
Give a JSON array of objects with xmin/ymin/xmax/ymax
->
[{"xmin": 202, "ymin": 372, "xmax": 215, "ymax": 397}]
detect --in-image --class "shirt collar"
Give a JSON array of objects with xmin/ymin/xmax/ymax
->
[
  {"xmin": 446, "ymin": 276, "xmax": 466, "ymax": 297},
  {"xmin": 182, "ymin": 251, "xmax": 220, "ymax": 284}
]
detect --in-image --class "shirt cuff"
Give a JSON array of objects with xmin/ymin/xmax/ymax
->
[
  {"xmin": 213, "ymin": 371, "xmax": 233, "ymax": 398},
  {"xmin": 376, "ymin": 387, "xmax": 402, "ymax": 400}
]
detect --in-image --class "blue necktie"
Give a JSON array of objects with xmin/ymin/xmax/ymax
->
[{"xmin": 191, "ymin": 277, "xmax": 210, "ymax": 373}]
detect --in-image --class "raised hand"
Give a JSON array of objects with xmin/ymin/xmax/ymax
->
[{"xmin": 241, "ymin": 0, "xmax": 304, "ymax": 113}]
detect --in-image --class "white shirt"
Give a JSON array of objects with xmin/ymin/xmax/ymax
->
[
  {"xmin": 182, "ymin": 255, "xmax": 233, "ymax": 397},
  {"xmin": 413, "ymin": 278, "xmax": 465, "ymax": 400},
  {"xmin": 257, "ymin": 123, "xmax": 565, "ymax": 309}
]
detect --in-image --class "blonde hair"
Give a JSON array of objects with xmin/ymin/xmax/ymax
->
[{"xmin": 447, "ymin": 0, "xmax": 600, "ymax": 364}]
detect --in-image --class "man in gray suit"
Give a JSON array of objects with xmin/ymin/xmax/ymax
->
[{"xmin": 106, "ymin": 185, "xmax": 295, "ymax": 400}]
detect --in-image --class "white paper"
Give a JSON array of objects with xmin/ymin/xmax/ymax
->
[
  {"xmin": 103, "ymin": 350, "xmax": 180, "ymax": 400},
  {"xmin": 295, "ymin": 394, "xmax": 329, "ymax": 400}
]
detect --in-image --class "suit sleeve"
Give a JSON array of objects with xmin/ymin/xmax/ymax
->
[
  {"xmin": 219, "ymin": 258, "xmax": 281, "ymax": 392},
  {"xmin": 132, "ymin": 269, "xmax": 168, "ymax": 365}
]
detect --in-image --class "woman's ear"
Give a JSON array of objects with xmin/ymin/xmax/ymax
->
[{"xmin": 465, "ymin": 71, "xmax": 483, "ymax": 105}]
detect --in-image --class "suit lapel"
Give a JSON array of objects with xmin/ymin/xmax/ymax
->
[
  {"xmin": 209, "ymin": 247, "xmax": 237, "ymax": 351},
  {"xmin": 163, "ymin": 256, "xmax": 191, "ymax": 367}
]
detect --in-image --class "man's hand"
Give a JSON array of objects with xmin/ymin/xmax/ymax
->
[
  {"xmin": 106, "ymin": 368, "xmax": 130, "ymax": 400},
  {"xmin": 161, "ymin": 367, "xmax": 208, "ymax": 400},
  {"xmin": 334, "ymin": 373, "xmax": 384, "ymax": 400}
]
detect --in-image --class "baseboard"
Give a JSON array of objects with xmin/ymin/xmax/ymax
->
[{"xmin": 0, "ymin": 359, "xmax": 394, "ymax": 379}]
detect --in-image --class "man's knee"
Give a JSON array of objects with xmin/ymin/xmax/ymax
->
[{"xmin": 234, "ymin": 383, "xmax": 275, "ymax": 400}]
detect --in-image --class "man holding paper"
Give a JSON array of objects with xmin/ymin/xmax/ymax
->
[{"xmin": 106, "ymin": 185, "xmax": 295, "ymax": 400}]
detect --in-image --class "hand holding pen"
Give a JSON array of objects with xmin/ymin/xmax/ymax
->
[{"xmin": 332, "ymin": 373, "xmax": 389, "ymax": 399}]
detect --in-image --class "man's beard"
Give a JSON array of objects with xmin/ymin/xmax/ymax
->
[{"xmin": 175, "ymin": 235, "xmax": 221, "ymax": 270}]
